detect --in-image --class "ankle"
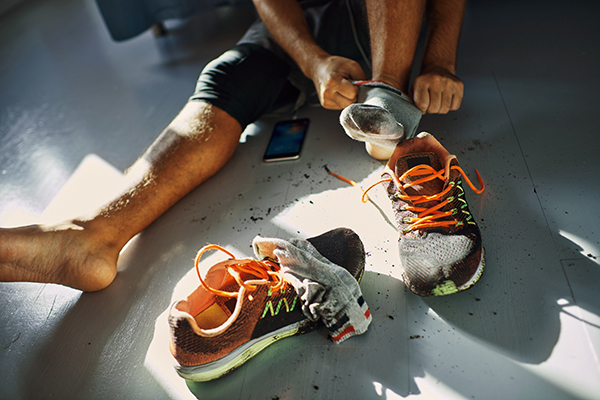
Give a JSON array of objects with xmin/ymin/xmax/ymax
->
[
  {"xmin": 370, "ymin": 75, "xmax": 409, "ymax": 94},
  {"xmin": 68, "ymin": 216, "xmax": 131, "ymax": 252}
]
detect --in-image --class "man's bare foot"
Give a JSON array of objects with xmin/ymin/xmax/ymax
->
[{"xmin": 0, "ymin": 223, "xmax": 122, "ymax": 291}]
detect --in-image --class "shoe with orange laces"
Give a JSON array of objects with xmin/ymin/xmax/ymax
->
[
  {"xmin": 328, "ymin": 132, "xmax": 485, "ymax": 297},
  {"xmin": 377, "ymin": 132, "xmax": 485, "ymax": 296},
  {"xmin": 169, "ymin": 228, "xmax": 367, "ymax": 381}
]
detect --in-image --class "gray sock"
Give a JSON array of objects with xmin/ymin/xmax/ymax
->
[
  {"xmin": 252, "ymin": 236, "xmax": 371, "ymax": 344},
  {"xmin": 340, "ymin": 82, "xmax": 422, "ymax": 148}
]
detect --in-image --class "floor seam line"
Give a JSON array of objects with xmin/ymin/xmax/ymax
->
[{"xmin": 493, "ymin": 70, "xmax": 577, "ymax": 300}]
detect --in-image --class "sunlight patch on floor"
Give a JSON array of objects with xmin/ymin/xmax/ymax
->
[
  {"xmin": 271, "ymin": 168, "xmax": 400, "ymax": 278},
  {"xmin": 559, "ymin": 230, "xmax": 599, "ymax": 264},
  {"xmin": 1, "ymin": 154, "xmax": 124, "ymax": 227}
]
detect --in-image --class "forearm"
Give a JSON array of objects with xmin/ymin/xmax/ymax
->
[
  {"xmin": 252, "ymin": 0, "xmax": 327, "ymax": 78},
  {"xmin": 422, "ymin": 0, "xmax": 466, "ymax": 73}
]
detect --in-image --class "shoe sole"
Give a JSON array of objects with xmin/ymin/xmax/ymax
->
[
  {"xmin": 175, "ymin": 319, "xmax": 314, "ymax": 382},
  {"xmin": 430, "ymin": 247, "xmax": 486, "ymax": 296},
  {"xmin": 456, "ymin": 247, "xmax": 485, "ymax": 292}
]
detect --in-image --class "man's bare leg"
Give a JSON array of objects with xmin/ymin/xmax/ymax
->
[
  {"xmin": 369, "ymin": 0, "xmax": 466, "ymax": 113},
  {"xmin": 362, "ymin": 0, "xmax": 426, "ymax": 159},
  {"xmin": 366, "ymin": 0, "xmax": 426, "ymax": 93},
  {"xmin": 0, "ymin": 101, "xmax": 242, "ymax": 291}
]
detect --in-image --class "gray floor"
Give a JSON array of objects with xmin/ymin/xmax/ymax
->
[{"xmin": 1, "ymin": 0, "xmax": 599, "ymax": 399}]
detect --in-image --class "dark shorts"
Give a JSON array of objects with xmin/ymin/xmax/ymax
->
[
  {"xmin": 189, "ymin": 0, "xmax": 370, "ymax": 129},
  {"xmin": 189, "ymin": 44, "xmax": 301, "ymax": 129}
]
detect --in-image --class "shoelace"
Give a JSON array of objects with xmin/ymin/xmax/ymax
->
[
  {"xmin": 195, "ymin": 245, "xmax": 287, "ymax": 298},
  {"xmin": 327, "ymin": 164, "xmax": 484, "ymax": 233}
]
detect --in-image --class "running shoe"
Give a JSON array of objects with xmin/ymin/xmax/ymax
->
[
  {"xmin": 380, "ymin": 132, "xmax": 485, "ymax": 296},
  {"xmin": 169, "ymin": 228, "xmax": 366, "ymax": 381}
]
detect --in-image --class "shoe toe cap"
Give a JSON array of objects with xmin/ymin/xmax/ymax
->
[{"xmin": 398, "ymin": 232, "xmax": 483, "ymax": 296}]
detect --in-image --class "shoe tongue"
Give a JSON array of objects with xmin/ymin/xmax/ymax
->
[
  {"xmin": 396, "ymin": 152, "xmax": 445, "ymax": 198},
  {"xmin": 214, "ymin": 284, "xmax": 239, "ymax": 315}
]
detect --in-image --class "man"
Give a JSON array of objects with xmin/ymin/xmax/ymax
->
[{"xmin": 0, "ymin": 0, "xmax": 466, "ymax": 291}]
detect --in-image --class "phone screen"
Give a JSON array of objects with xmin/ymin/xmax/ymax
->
[{"xmin": 263, "ymin": 118, "xmax": 309, "ymax": 162}]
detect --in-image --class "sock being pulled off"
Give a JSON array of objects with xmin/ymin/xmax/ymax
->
[
  {"xmin": 252, "ymin": 235, "xmax": 371, "ymax": 344},
  {"xmin": 340, "ymin": 81, "xmax": 422, "ymax": 149}
]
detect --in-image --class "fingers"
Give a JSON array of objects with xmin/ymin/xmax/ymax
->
[
  {"xmin": 324, "ymin": 78, "xmax": 358, "ymax": 109},
  {"xmin": 336, "ymin": 78, "xmax": 359, "ymax": 101},
  {"xmin": 450, "ymin": 92, "xmax": 462, "ymax": 111},
  {"xmin": 412, "ymin": 70, "xmax": 464, "ymax": 114},
  {"xmin": 418, "ymin": 91, "xmax": 460, "ymax": 114},
  {"xmin": 414, "ymin": 85, "xmax": 463, "ymax": 114},
  {"xmin": 312, "ymin": 56, "xmax": 366, "ymax": 110},
  {"xmin": 413, "ymin": 85, "xmax": 430, "ymax": 114}
]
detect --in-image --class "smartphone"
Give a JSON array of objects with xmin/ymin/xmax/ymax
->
[{"xmin": 263, "ymin": 118, "xmax": 309, "ymax": 162}]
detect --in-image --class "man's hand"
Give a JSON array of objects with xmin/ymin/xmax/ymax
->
[
  {"xmin": 309, "ymin": 55, "xmax": 366, "ymax": 110},
  {"xmin": 412, "ymin": 66, "xmax": 464, "ymax": 114},
  {"xmin": 252, "ymin": 0, "xmax": 366, "ymax": 110}
]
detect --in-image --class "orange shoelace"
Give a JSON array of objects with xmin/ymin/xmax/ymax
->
[
  {"xmin": 195, "ymin": 245, "xmax": 286, "ymax": 298},
  {"xmin": 327, "ymin": 164, "xmax": 484, "ymax": 233}
]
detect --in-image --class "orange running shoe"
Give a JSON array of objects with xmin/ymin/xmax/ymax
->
[
  {"xmin": 169, "ymin": 228, "xmax": 366, "ymax": 381},
  {"xmin": 380, "ymin": 132, "xmax": 485, "ymax": 296}
]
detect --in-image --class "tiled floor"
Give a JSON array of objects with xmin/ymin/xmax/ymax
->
[{"xmin": 1, "ymin": 0, "xmax": 599, "ymax": 399}]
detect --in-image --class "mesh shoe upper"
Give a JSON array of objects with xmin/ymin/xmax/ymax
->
[{"xmin": 170, "ymin": 279, "xmax": 305, "ymax": 367}]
